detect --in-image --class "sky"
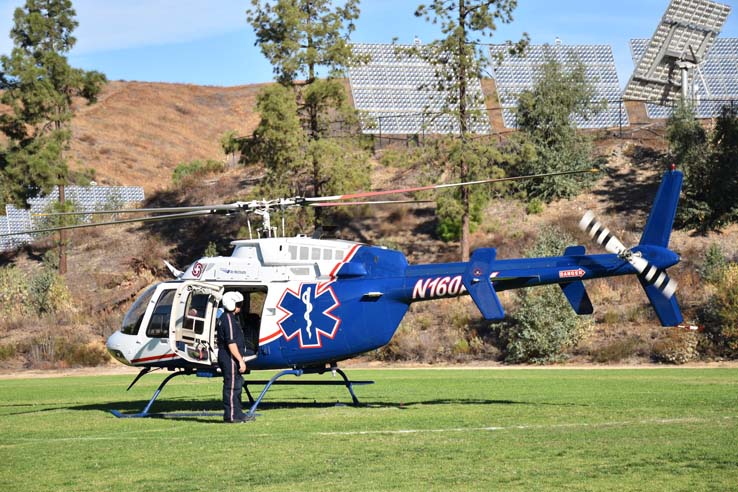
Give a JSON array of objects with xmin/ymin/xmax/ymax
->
[{"xmin": 0, "ymin": 0, "xmax": 737, "ymax": 88}]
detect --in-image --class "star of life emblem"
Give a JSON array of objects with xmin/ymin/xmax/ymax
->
[{"xmin": 276, "ymin": 283, "xmax": 341, "ymax": 348}]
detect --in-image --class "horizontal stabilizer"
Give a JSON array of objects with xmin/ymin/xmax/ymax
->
[
  {"xmin": 559, "ymin": 280, "xmax": 593, "ymax": 315},
  {"xmin": 463, "ymin": 248, "xmax": 505, "ymax": 320},
  {"xmin": 638, "ymin": 277, "xmax": 683, "ymax": 326}
]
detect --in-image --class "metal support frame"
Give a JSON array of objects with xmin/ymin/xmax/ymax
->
[
  {"xmin": 110, "ymin": 365, "xmax": 372, "ymax": 419},
  {"xmin": 111, "ymin": 370, "xmax": 193, "ymax": 418},
  {"xmin": 245, "ymin": 365, "xmax": 370, "ymax": 417}
]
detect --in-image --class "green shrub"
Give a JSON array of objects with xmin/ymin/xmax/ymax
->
[
  {"xmin": 498, "ymin": 225, "xmax": 590, "ymax": 363},
  {"xmin": 700, "ymin": 263, "xmax": 738, "ymax": 357},
  {"xmin": 29, "ymin": 266, "xmax": 71, "ymax": 315},
  {"xmin": 651, "ymin": 330, "xmax": 699, "ymax": 364},
  {"xmin": 172, "ymin": 159, "xmax": 225, "ymax": 186},
  {"xmin": 526, "ymin": 198, "xmax": 543, "ymax": 215},
  {"xmin": 590, "ymin": 336, "xmax": 644, "ymax": 363},
  {"xmin": 203, "ymin": 241, "xmax": 218, "ymax": 257},
  {"xmin": 23, "ymin": 331, "xmax": 109, "ymax": 368},
  {"xmin": 0, "ymin": 344, "xmax": 17, "ymax": 361},
  {"xmin": 699, "ymin": 243, "xmax": 727, "ymax": 284},
  {"xmin": 0, "ymin": 266, "xmax": 32, "ymax": 319},
  {"xmin": 499, "ymin": 286, "xmax": 588, "ymax": 364}
]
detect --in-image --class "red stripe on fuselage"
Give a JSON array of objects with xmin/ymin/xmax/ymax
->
[
  {"xmin": 329, "ymin": 244, "xmax": 361, "ymax": 278},
  {"xmin": 131, "ymin": 353, "xmax": 179, "ymax": 364}
]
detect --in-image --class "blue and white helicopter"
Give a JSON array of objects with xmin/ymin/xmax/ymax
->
[{"xmin": 11, "ymin": 167, "xmax": 684, "ymax": 418}]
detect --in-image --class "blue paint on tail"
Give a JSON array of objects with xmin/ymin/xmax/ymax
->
[
  {"xmin": 640, "ymin": 170, "xmax": 684, "ymax": 325},
  {"xmin": 640, "ymin": 170, "xmax": 683, "ymax": 248}
]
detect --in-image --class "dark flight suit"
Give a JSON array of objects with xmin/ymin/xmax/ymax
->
[{"xmin": 216, "ymin": 311, "xmax": 247, "ymax": 422}]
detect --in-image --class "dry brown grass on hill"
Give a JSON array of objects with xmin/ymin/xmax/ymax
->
[{"xmin": 69, "ymin": 81, "xmax": 268, "ymax": 193}]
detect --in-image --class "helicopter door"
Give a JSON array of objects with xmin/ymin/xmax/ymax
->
[{"xmin": 169, "ymin": 282, "xmax": 224, "ymax": 364}]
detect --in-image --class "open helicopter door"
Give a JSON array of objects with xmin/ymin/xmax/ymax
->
[{"xmin": 168, "ymin": 282, "xmax": 224, "ymax": 364}]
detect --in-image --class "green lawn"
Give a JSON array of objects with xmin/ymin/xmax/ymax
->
[{"xmin": 0, "ymin": 368, "xmax": 736, "ymax": 491}]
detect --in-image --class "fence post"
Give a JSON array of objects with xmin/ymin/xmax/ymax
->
[{"xmin": 378, "ymin": 116, "xmax": 382, "ymax": 150}]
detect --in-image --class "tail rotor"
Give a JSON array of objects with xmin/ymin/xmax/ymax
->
[{"xmin": 578, "ymin": 211, "xmax": 677, "ymax": 299}]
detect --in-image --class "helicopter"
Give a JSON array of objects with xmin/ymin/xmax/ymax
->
[{"xmin": 3, "ymin": 167, "xmax": 684, "ymax": 419}]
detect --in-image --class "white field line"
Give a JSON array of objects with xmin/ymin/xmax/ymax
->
[
  {"xmin": 316, "ymin": 416, "xmax": 737, "ymax": 436},
  {"xmin": 2, "ymin": 416, "xmax": 735, "ymax": 447}
]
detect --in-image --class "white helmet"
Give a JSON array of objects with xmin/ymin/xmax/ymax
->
[{"xmin": 222, "ymin": 291, "xmax": 244, "ymax": 312}]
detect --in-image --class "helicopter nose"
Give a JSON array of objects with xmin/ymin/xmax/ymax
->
[{"xmin": 106, "ymin": 331, "xmax": 133, "ymax": 366}]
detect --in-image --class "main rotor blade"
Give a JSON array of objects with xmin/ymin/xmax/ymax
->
[
  {"xmin": 33, "ymin": 203, "xmax": 244, "ymax": 217},
  {"xmin": 0, "ymin": 209, "xmax": 216, "ymax": 237},
  {"xmin": 306, "ymin": 168, "xmax": 598, "ymax": 204},
  {"xmin": 309, "ymin": 199, "xmax": 433, "ymax": 208}
]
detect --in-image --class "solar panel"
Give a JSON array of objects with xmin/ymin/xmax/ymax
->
[
  {"xmin": 349, "ymin": 43, "xmax": 492, "ymax": 135},
  {"xmin": 631, "ymin": 37, "xmax": 738, "ymax": 118},
  {"xmin": 489, "ymin": 43, "xmax": 628, "ymax": 129},
  {"xmin": 624, "ymin": 0, "xmax": 731, "ymax": 104},
  {"xmin": 0, "ymin": 185, "xmax": 145, "ymax": 252}
]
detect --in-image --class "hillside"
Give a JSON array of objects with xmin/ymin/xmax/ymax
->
[
  {"xmin": 2, "ymin": 80, "xmax": 737, "ymax": 370},
  {"xmin": 69, "ymin": 81, "xmax": 267, "ymax": 192}
]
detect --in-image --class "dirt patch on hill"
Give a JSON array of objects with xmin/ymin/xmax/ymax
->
[{"xmin": 69, "ymin": 81, "xmax": 268, "ymax": 193}]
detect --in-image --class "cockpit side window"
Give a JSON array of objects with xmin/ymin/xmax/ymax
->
[
  {"xmin": 121, "ymin": 284, "xmax": 159, "ymax": 335},
  {"xmin": 146, "ymin": 289, "xmax": 176, "ymax": 338}
]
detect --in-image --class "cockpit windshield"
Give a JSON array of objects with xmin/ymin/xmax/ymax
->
[{"xmin": 121, "ymin": 284, "xmax": 160, "ymax": 335}]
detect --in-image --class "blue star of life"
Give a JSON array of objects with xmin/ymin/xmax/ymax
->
[{"xmin": 277, "ymin": 283, "xmax": 341, "ymax": 348}]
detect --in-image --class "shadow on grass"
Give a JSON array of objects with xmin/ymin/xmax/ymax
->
[{"xmin": 31, "ymin": 393, "xmax": 584, "ymax": 422}]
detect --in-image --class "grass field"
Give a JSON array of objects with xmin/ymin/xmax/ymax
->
[{"xmin": 1, "ymin": 368, "xmax": 737, "ymax": 491}]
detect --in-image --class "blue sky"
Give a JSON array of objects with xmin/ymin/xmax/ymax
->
[{"xmin": 1, "ymin": 0, "xmax": 737, "ymax": 88}]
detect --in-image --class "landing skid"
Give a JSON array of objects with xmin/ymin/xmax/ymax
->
[
  {"xmin": 244, "ymin": 366, "xmax": 373, "ymax": 417},
  {"xmin": 111, "ymin": 369, "xmax": 195, "ymax": 418},
  {"xmin": 110, "ymin": 365, "xmax": 373, "ymax": 419}
]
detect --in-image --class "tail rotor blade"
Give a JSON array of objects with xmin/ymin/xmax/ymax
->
[
  {"xmin": 578, "ymin": 211, "xmax": 677, "ymax": 299},
  {"xmin": 578, "ymin": 211, "xmax": 626, "ymax": 255},
  {"xmin": 641, "ymin": 262, "xmax": 678, "ymax": 299},
  {"xmin": 629, "ymin": 255, "xmax": 649, "ymax": 275}
]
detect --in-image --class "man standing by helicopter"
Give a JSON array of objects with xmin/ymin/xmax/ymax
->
[{"xmin": 217, "ymin": 291, "xmax": 250, "ymax": 423}]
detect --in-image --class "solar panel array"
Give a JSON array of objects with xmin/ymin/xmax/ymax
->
[
  {"xmin": 489, "ymin": 43, "xmax": 628, "ymax": 129},
  {"xmin": 0, "ymin": 185, "xmax": 145, "ymax": 251},
  {"xmin": 348, "ymin": 43, "xmax": 492, "ymax": 135},
  {"xmin": 624, "ymin": 0, "xmax": 731, "ymax": 104},
  {"xmin": 631, "ymin": 38, "xmax": 738, "ymax": 118}
]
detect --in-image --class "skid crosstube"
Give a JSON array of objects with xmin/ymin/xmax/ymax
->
[{"xmin": 110, "ymin": 365, "xmax": 372, "ymax": 419}]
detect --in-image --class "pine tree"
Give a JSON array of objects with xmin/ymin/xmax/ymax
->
[
  {"xmin": 512, "ymin": 55, "xmax": 602, "ymax": 201},
  {"xmin": 247, "ymin": 0, "xmax": 367, "ymax": 228},
  {"xmin": 0, "ymin": 0, "xmax": 106, "ymax": 272},
  {"xmin": 414, "ymin": 0, "xmax": 527, "ymax": 260}
]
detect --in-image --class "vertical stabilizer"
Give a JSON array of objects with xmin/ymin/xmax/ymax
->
[{"xmin": 639, "ymin": 170, "xmax": 683, "ymax": 247}]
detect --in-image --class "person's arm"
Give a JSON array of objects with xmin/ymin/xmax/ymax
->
[{"xmin": 228, "ymin": 343, "xmax": 246, "ymax": 373}]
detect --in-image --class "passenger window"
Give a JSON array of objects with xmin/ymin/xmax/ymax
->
[
  {"xmin": 300, "ymin": 247, "xmax": 309, "ymax": 260},
  {"xmin": 311, "ymin": 248, "xmax": 321, "ymax": 260},
  {"xmin": 185, "ymin": 293, "xmax": 210, "ymax": 335},
  {"xmin": 323, "ymin": 249, "xmax": 332, "ymax": 260},
  {"xmin": 289, "ymin": 245, "xmax": 297, "ymax": 260}
]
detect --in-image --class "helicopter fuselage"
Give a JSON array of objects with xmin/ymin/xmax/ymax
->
[{"xmin": 105, "ymin": 235, "xmax": 679, "ymax": 372}]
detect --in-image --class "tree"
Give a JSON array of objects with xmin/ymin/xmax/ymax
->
[
  {"xmin": 414, "ymin": 0, "xmax": 527, "ymax": 260},
  {"xmin": 512, "ymin": 55, "xmax": 602, "ymax": 202},
  {"xmin": 668, "ymin": 101, "xmax": 738, "ymax": 232},
  {"xmin": 0, "ymin": 0, "xmax": 106, "ymax": 273},
  {"xmin": 497, "ymin": 226, "xmax": 589, "ymax": 363},
  {"xmin": 220, "ymin": 130, "xmax": 241, "ymax": 167},
  {"xmin": 424, "ymin": 136, "xmax": 535, "ymax": 242},
  {"xmin": 246, "ymin": 0, "xmax": 368, "ymax": 227},
  {"xmin": 245, "ymin": 84, "xmax": 307, "ymax": 196}
]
